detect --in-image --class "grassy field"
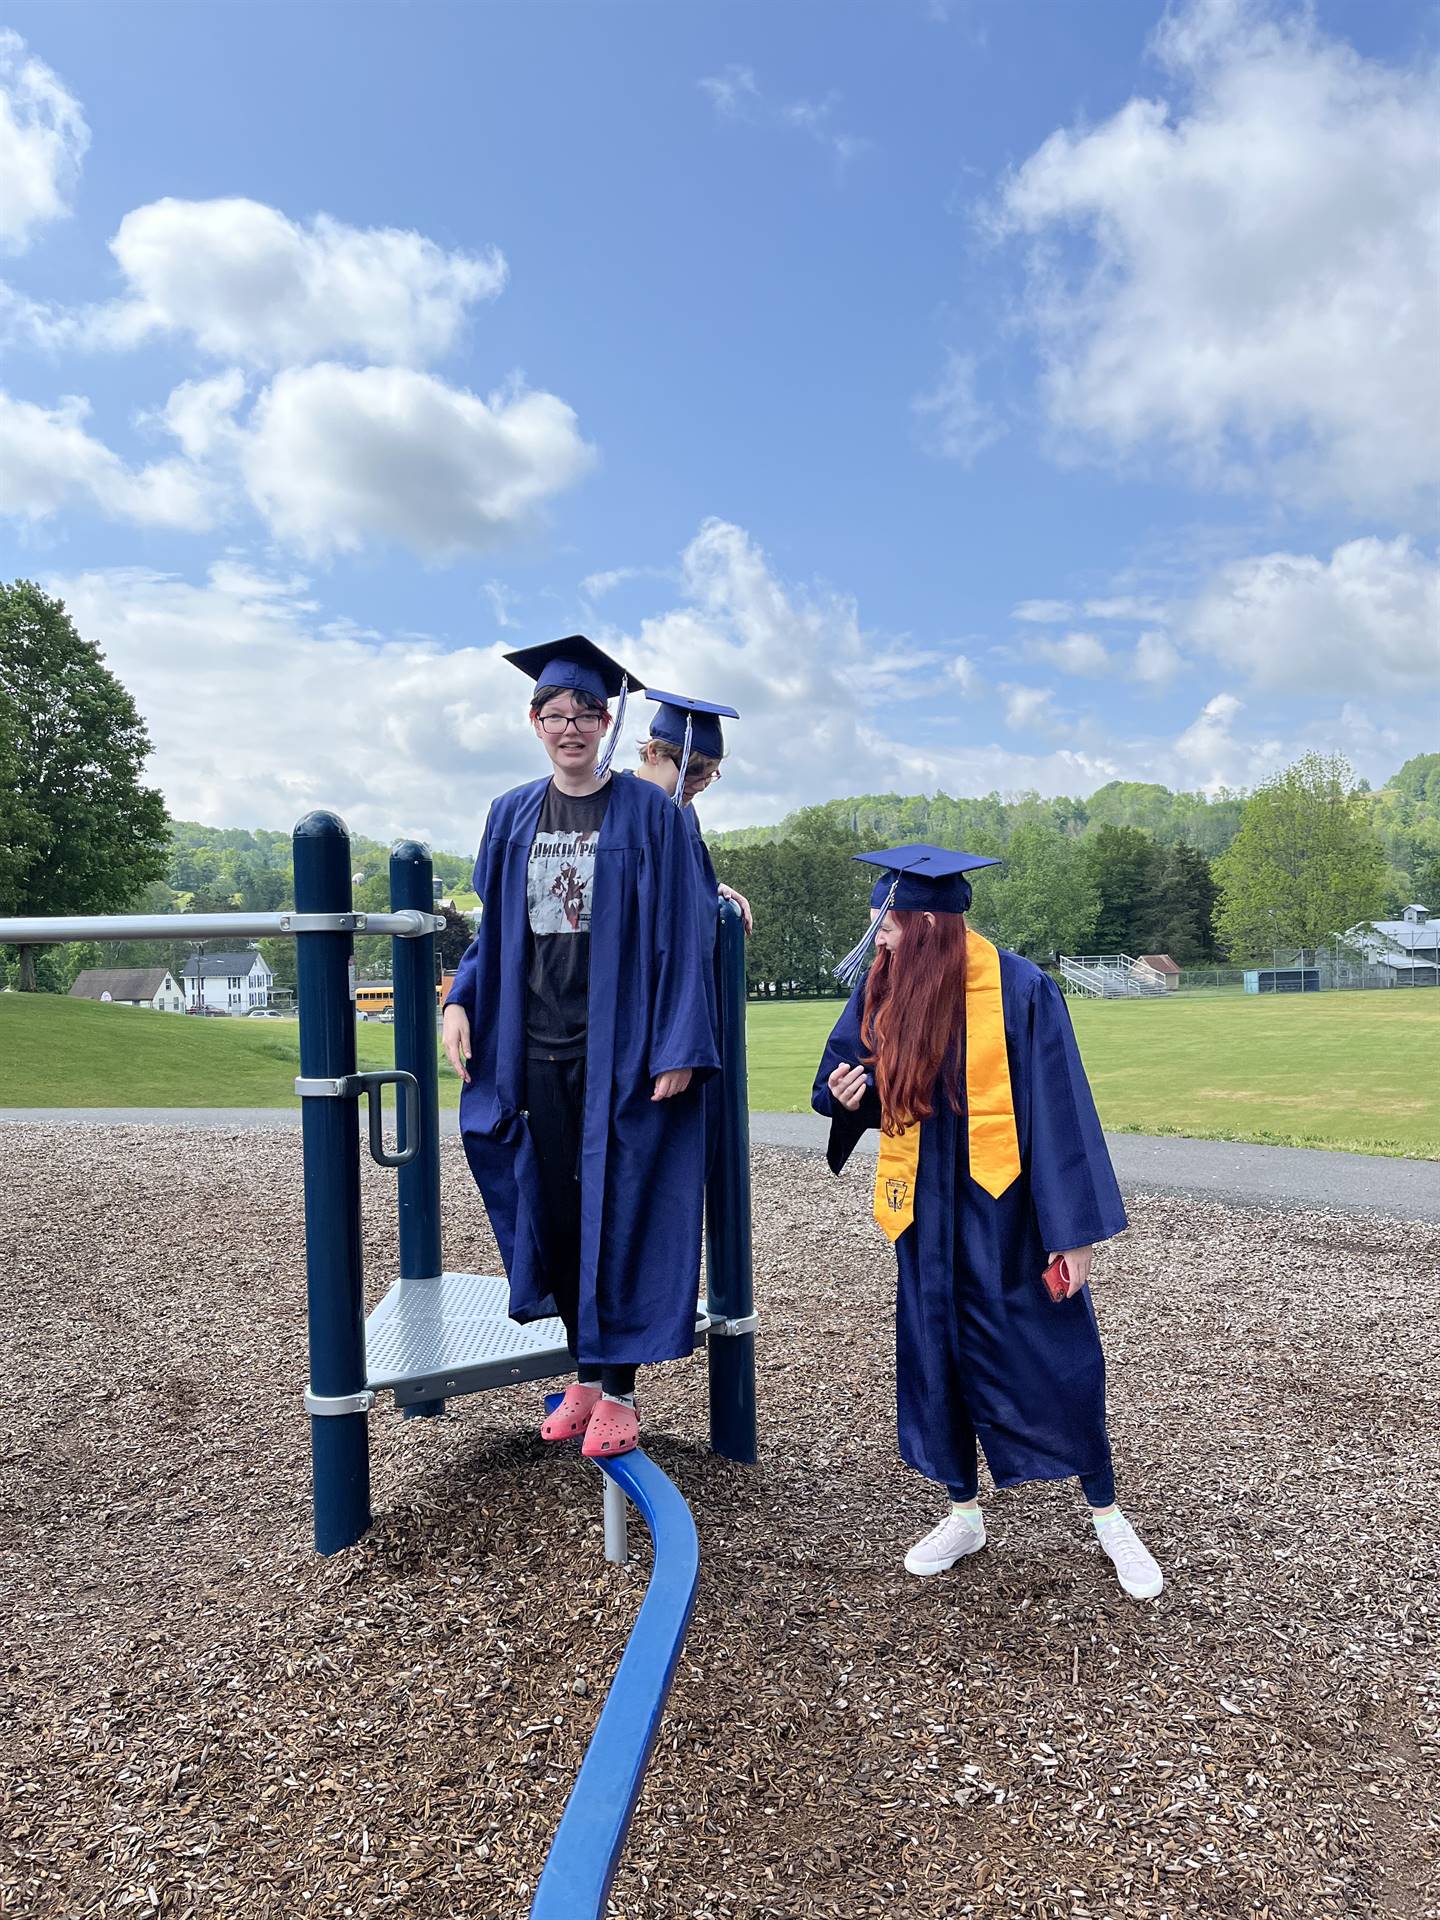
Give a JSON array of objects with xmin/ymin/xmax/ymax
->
[
  {"xmin": 748, "ymin": 989, "xmax": 1440, "ymax": 1159},
  {"xmin": 0, "ymin": 996, "xmax": 419, "ymax": 1110},
  {"xmin": 2, "ymin": 987, "xmax": 1436, "ymax": 1157}
]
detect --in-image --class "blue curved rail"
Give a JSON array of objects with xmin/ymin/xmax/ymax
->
[{"xmin": 530, "ymin": 1437, "xmax": 700, "ymax": 1918}]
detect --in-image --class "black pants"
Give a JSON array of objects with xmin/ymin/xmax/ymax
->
[{"xmin": 526, "ymin": 1053, "xmax": 636, "ymax": 1397}]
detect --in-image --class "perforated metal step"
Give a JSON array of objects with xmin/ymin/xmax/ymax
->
[{"xmin": 365, "ymin": 1270, "xmax": 710, "ymax": 1407}]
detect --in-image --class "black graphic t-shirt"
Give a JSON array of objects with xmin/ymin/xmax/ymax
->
[{"xmin": 526, "ymin": 779, "xmax": 612, "ymax": 1058}]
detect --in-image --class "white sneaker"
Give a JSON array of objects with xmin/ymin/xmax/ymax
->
[
  {"xmin": 1094, "ymin": 1511, "xmax": 1163, "ymax": 1599},
  {"xmin": 904, "ymin": 1509, "xmax": 987, "ymax": 1578}
]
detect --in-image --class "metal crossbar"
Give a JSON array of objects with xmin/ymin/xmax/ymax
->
[{"xmin": 0, "ymin": 909, "xmax": 442, "ymax": 944}]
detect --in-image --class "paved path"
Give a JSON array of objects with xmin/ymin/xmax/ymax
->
[{"xmin": 1, "ymin": 1107, "xmax": 1435, "ymax": 1223}]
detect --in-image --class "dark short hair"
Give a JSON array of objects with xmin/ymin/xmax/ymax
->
[{"xmin": 530, "ymin": 684, "xmax": 609, "ymax": 718}]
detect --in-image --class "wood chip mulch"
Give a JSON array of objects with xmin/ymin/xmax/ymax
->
[{"xmin": 1, "ymin": 1126, "xmax": 1437, "ymax": 1920}]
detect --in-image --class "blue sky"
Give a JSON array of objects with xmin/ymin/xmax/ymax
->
[{"xmin": 1, "ymin": 0, "xmax": 1435, "ymax": 851}]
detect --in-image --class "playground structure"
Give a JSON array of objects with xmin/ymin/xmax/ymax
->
[{"xmin": 0, "ymin": 807, "xmax": 757, "ymax": 1919}]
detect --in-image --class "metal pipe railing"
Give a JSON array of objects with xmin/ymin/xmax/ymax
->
[{"xmin": 0, "ymin": 908, "xmax": 440, "ymax": 945}]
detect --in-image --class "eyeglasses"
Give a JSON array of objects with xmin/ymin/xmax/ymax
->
[
  {"xmin": 537, "ymin": 711, "xmax": 606, "ymax": 737},
  {"xmin": 684, "ymin": 765, "xmax": 721, "ymax": 788}
]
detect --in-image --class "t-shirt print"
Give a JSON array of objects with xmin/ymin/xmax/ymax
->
[{"xmin": 528, "ymin": 828, "xmax": 599, "ymax": 935}]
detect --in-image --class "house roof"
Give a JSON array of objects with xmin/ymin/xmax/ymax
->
[
  {"xmin": 181, "ymin": 952, "xmax": 269, "ymax": 978},
  {"xmin": 1138, "ymin": 953, "xmax": 1181, "ymax": 974},
  {"xmin": 70, "ymin": 967, "xmax": 175, "ymax": 1001}
]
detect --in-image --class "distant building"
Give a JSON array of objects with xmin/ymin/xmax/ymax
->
[
  {"xmin": 70, "ymin": 966, "xmax": 185, "ymax": 1012},
  {"xmin": 1137, "ymin": 954, "xmax": 1181, "ymax": 990},
  {"xmin": 182, "ymin": 950, "xmax": 275, "ymax": 1013},
  {"xmin": 1348, "ymin": 904, "xmax": 1440, "ymax": 987}
]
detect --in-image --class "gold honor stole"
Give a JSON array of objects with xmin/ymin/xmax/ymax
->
[{"xmin": 872, "ymin": 929, "xmax": 1021, "ymax": 1242}]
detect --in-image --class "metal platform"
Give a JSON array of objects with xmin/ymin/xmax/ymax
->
[{"xmin": 364, "ymin": 1271, "xmax": 711, "ymax": 1408}]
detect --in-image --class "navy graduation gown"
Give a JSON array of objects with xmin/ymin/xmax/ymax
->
[
  {"xmin": 812, "ymin": 950, "xmax": 1127, "ymax": 1495},
  {"xmin": 446, "ymin": 771, "xmax": 720, "ymax": 1367}
]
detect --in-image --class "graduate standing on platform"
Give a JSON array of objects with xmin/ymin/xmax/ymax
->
[
  {"xmin": 811, "ymin": 847, "xmax": 1163, "ymax": 1599},
  {"xmin": 441, "ymin": 636, "xmax": 719, "ymax": 1461},
  {"xmin": 633, "ymin": 690, "xmax": 752, "ymax": 933}
]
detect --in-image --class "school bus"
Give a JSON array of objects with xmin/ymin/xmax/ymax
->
[{"xmin": 355, "ymin": 981, "xmax": 395, "ymax": 1018}]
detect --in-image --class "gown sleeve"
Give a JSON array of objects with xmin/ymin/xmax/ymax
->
[
  {"xmin": 647, "ymin": 797, "xmax": 722, "ymax": 1080},
  {"xmin": 442, "ymin": 804, "xmax": 496, "ymax": 1023},
  {"xmin": 811, "ymin": 981, "xmax": 883, "ymax": 1174},
  {"xmin": 1025, "ymin": 970, "xmax": 1128, "ymax": 1251}
]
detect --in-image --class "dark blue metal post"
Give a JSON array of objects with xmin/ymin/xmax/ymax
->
[
  {"xmin": 390, "ymin": 839, "xmax": 445, "ymax": 1419},
  {"xmin": 294, "ymin": 810, "xmax": 371, "ymax": 1555},
  {"xmin": 705, "ymin": 901, "xmax": 757, "ymax": 1463}
]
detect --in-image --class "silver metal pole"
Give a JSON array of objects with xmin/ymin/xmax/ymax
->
[
  {"xmin": 0, "ymin": 909, "xmax": 442, "ymax": 945},
  {"xmin": 602, "ymin": 1473, "xmax": 629, "ymax": 1565}
]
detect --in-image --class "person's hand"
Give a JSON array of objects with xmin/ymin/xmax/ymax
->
[
  {"xmin": 828, "ymin": 1062, "xmax": 868, "ymax": 1112},
  {"xmin": 652, "ymin": 1068, "xmax": 693, "ymax": 1101},
  {"xmin": 717, "ymin": 883, "xmax": 753, "ymax": 934},
  {"xmin": 442, "ymin": 1004, "xmax": 472, "ymax": 1085},
  {"xmin": 1048, "ymin": 1245, "xmax": 1094, "ymax": 1298}
]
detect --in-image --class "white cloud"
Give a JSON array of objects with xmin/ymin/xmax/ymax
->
[
  {"xmin": 1, "ymin": 361, "xmax": 593, "ymax": 560},
  {"xmin": 1133, "ymin": 629, "xmax": 1183, "ymax": 685},
  {"xmin": 1184, "ymin": 536, "xmax": 1440, "ymax": 694},
  {"xmin": 240, "ymin": 363, "xmax": 594, "ymax": 559},
  {"xmin": 1083, "ymin": 595, "xmax": 1167, "ymax": 623},
  {"xmin": 483, "ymin": 580, "xmax": 520, "ymax": 629},
  {"xmin": 1169, "ymin": 691, "xmax": 1283, "ymax": 791},
  {"xmin": 700, "ymin": 66, "xmax": 868, "ymax": 171},
  {"xmin": 83, "ymin": 197, "xmax": 507, "ymax": 364},
  {"xmin": 996, "ymin": 0, "xmax": 1440, "ymax": 513},
  {"xmin": 699, "ymin": 65, "xmax": 760, "ymax": 118},
  {"xmin": 0, "ymin": 31, "xmax": 87, "ymax": 254},
  {"xmin": 912, "ymin": 351, "xmax": 1006, "ymax": 465},
  {"xmin": 1002, "ymin": 684, "xmax": 1057, "ymax": 731},
  {"xmin": 1033, "ymin": 630, "xmax": 1111, "ymax": 676},
  {"xmin": 47, "ymin": 563, "xmax": 532, "ymax": 851},
  {"xmin": 1012, "ymin": 598, "xmax": 1072, "ymax": 624},
  {"xmin": 950, "ymin": 654, "xmax": 982, "ymax": 694},
  {"xmin": 0, "ymin": 389, "xmax": 214, "ymax": 529},
  {"xmin": 154, "ymin": 368, "xmax": 247, "ymax": 460},
  {"xmin": 45, "ymin": 527, "xmax": 1429, "ymax": 849},
  {"xmin": 580, "ymin": 565, "xmax": 674, "ymax": 601}
]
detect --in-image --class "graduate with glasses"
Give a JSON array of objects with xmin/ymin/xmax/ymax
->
[
  {"xmin": 441, "ymin": 636, "xmax": 719, "ymax": 1460},
  {"xmin": 812, "ymin": 847, "xmax": 1162, "ymax": 1599}
]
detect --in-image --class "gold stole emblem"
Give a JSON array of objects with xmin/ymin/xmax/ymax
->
[{"xmin": 870, "ymin": 928, "xmax": 1021, "ymax": 1242}]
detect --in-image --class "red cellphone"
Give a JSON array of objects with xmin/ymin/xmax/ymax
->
[{"xmin": 1042, "ymin": 1256, "xmax": 1072, "ymax": 1305}]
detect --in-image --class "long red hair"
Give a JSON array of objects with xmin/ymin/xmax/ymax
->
[{"xmin": 861, "ymin": 910, "xmax": 967, "ymax": 1133}]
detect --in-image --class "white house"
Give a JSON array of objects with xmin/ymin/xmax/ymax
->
[
  {"xmin": 1347, "ymin": 905, "xmax": 1440, "ymax": 987},
  {"xmin": 182, "ymin": 950, "xmax": 275, "ymax": 1012},
  {"xmin": 70, "ymin": 966, "xmax": 186, "ymax": 1012}
]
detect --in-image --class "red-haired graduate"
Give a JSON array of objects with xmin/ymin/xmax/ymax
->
[{"xmin": 812, "ymin": 847, "xmax": 1162, "ymax": 1599}]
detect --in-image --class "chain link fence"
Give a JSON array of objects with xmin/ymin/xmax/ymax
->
[{"xmin": 1177, "ymin": 937, "xmax": 1438, "ymax": 994}]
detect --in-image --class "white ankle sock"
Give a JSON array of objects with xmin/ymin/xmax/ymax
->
[
  {"xmin": 949, "ymin": 1501, "xmax": 982, "ymax": 1523},
  {"xmin": 602, "ymin": 1391, "xmax": 635, "ymax": 1408}
]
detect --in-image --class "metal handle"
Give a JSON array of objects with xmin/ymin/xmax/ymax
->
[{"xmin": 357, "ymin": 1070, "xmax": 420, "ymax": 1169}]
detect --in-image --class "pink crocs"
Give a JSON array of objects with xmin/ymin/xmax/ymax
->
[
  {"xmin": 581, "ymin": 1399, "xmax": 639, "ymax": 1460},
  {"xmin": 540, "ymin": 1383, "xmax": 602, "ymax": 1442}
]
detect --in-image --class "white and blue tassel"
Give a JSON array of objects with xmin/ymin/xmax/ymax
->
[
  {"xmin": 594, "ymin": 675, "xmax": 629, "ymax": 779},
  {"xmin": 833, "ymin": 873, "xmax": 900, "ymax": 988},
  {"xmin": 672, "ymin": 714, "xmax": 693, "ymax": 806}
]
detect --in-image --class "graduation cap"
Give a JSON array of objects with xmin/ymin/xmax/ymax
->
[
  {"xmin": 835, "ymin": 844, "xmax": 1001, "ymax": 987},
  {"xmin": 505, "ymin": 634, "xmax": 636, "ymax": 777},
  {"xmin": 644, "ymin": 689, "xmax": 740, "ymax": 804}
]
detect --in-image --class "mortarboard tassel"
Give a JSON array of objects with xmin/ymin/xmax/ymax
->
[
  {"xmin": 593, "ymin": 675, "xmax": 629, "ymax": 779},
  {"xmin": 833, "ymin": 872, "xmax": 901, "ymax": 988},
  {"xmin": 672, "ymin": 714, "xmax": 694, "ymax": 806}
]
